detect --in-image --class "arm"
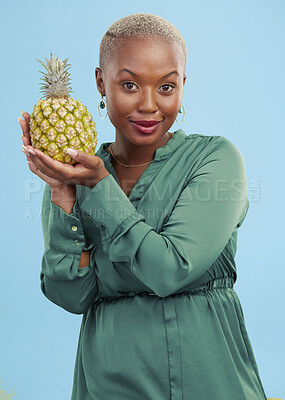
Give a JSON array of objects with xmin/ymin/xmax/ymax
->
[
  {"xmin": 80, "ymin": 137, "xmax": 249, "ymax": 297},
  {"xmin": 78, "ymin": 249, "xmax": 91, "ymax": 268},
  {"xmin": 40, "ymin": 183, "xmax": 100, "ymax": 314},
  {"xmin": 50, "ymin": 186, "xmax": 90, "ymax": 268}
]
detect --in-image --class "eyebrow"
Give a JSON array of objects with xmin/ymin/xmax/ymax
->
[{"xmin": 118, "ymin": 68, "xmax": 179, "ymax": 79}]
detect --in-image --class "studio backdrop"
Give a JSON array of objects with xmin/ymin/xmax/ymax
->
[{"xmin": 1, "ymin": 0, "xmax": 284, "ymax": 399}]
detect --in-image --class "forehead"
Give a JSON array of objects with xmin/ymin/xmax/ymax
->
[{"xmin": 108, "ymin": 37, "xmax": 183, "ymax": 75}]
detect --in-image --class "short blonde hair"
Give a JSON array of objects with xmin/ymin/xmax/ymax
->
[{"xmin": 99, "ymin": 13, "xmax": 187, "ymax": 74}]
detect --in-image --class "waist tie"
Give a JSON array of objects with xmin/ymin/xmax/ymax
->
[{"xmin": 99, "ymin": 275, "xmax": 235, "ymax": 303}]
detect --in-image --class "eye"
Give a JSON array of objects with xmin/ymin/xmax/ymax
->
[
  {"xmin": 122, "ymin": 82, "xmax": 138, "ymax": 90},
  {"xmin": 159, "ymin": 84, "xmax": 175, "ymax": 93},
  {"xmin": 121, "ymin": 82, "xmax": 175, "ymax": 92}
]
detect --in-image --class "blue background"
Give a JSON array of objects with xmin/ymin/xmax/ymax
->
[{"xmin": 1, "ymin": 0, "xmax": 284, "ymax": 399}]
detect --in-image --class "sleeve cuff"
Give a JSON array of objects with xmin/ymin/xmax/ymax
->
[
  {"xmin": 80, "ymin": 174, "xmax": 142, "ymax": 242},
  {"xmin": 47, "ymin": 197, "xmax": 87, "ymax": 254}
]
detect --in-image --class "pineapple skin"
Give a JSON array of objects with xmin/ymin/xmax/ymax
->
[{"xmin": 29, "ymin": 97, "xmax": 98, "ymax": 165}]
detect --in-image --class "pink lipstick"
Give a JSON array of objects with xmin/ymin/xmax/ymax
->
[{"xmin": 130, "ymin": 120, "xmax": 161, "ymax": 134}]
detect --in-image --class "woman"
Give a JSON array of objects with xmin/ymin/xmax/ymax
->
[{"xmin": 20, "ymin": 12, "xmax": 267, "ymax": 400}]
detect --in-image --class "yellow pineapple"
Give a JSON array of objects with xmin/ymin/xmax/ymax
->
[{"xmin": 29, "ymin": 53, "xmax": 97, "ymax": 165}]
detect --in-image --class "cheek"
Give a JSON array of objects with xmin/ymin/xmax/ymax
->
[
  {"xmin": 107, "ymin": 92, "xmax": 133, "ymax": 116},
  {"xmin": 105, "ymin": 97, "xmax": 132, "ymax": 129},
  {"xmin": 158, "ymin": 96, "xmax": 181, "ymax": 115}
]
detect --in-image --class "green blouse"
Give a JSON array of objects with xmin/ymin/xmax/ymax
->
[{"xmin": 40, "ymin": 129, "xmax": 267, "ymax": 400}]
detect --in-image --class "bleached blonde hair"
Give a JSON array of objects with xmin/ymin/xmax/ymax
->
[{"xmin": 99, "ymin": 13, "xmax": 187, "ymax": 74}]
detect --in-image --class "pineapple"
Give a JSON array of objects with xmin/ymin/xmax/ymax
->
[{"xmin": 29, "ymin": 53, "xmax": 97, "ymax": 165}]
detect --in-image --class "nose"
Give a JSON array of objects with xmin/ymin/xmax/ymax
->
[{"xmin": 137, "ymin": 88, "xmax": 158, "ymax": 114}]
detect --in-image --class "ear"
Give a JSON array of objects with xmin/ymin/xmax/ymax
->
[
  {"xmin": 183, "ymin": 74, "xmax": 187, "ymax": 86},
  {"xmin": 95, "ymin": 67, "xmax": 105, "ymax": 95}
]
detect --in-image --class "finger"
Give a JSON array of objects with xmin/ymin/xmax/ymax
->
[
  {"xmin": 20, "ymin": 133, "xmax": 30, "ymax": 148},
  {"xmin": 22, "ymin": 144, "xmax": 36, "ymax": 155},
  {"xmin": 27, "ymin": 159, "xmax": 50, "ymax": 182},
  {"xmin": 18, "ymin": 115, "xmax": 30, "ymax": 136},
  {"xmin": 27, "ymin": 159, "xmax": 39, "ymax": 173},
  {"xmin": 66, "ymin": 148, "xmax": 100, "ymax": 169},
  {"xmin": 22, "ymin": 147, "xmax": 41, "ymax": 174},
  {"xmin": 20, "ymin": 111, "xmax": 31, "ymax": 146},
  {"xmin": 18, "ymin": 120, "xmax": 30, "ymax": 147},
  {"xmin": 24, "ymin": 147, "xmax": 76, "ymax": 183},
  {"xmin": 21, "ymin": 145, "xmax": 33, "ymax": 163},
  {"xmin": 21, "ymin": 110, "xmax": 30, "ymax": 125},
  {"xmin": 18, "ymin": 114, "xmax": 31, "ymax": 145}
]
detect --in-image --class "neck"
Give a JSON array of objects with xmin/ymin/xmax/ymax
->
[{"xmin": 109, "ymin": 131, "xmax": 174, "ymax": 165}]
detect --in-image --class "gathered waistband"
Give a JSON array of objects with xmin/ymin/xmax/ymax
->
[{"xmin": 98, "ymin": 275, "xmax": 235, "ymax": 303}]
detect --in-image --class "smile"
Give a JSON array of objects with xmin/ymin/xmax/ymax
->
[{"xmin": 130, "ymin": 121, "xmax": 161, "ymax": 134}]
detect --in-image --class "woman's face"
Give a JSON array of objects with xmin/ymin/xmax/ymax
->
[{"xmin": 95, "ymin": 37, "xmax": 187, "ymax": 145}]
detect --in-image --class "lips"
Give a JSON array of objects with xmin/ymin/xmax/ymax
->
[
  {"xmin": 130, "ymin": 120, "xmax": 161, "ymax": 134},
  {"xmin": 130, "ymin": 120, "xmax": 162, "ymax": 127}
]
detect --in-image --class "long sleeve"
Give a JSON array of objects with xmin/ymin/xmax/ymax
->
[
  {"xmin": 40, "ymin": 183, "xmax": 100, "ymax": 314},
  {"xmin": 80, "ymin": 137, "xmax": 249, "ymax": 298}
]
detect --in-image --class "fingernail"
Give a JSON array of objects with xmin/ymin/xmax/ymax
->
[
  {"xmin": 21, "ymin": 133, "xmax": 24, "ymax": 139},
  {"xmin": 28, "ymin": 148, "xmax": 36, "ymax": 155},
  {"xmin": 21, "ymin": 111, "xmax": 24, "ymax": 116},
  {"xmin": 17, "ymin": 117, "xmax": 22, "ymax": 123},
  {"xmin": 22, "ymin": 145, "xmax": 36, "ymax": 155},
  {"xmin": 67, "ymin": 148, "xmax": 77, "ymax": 157}
]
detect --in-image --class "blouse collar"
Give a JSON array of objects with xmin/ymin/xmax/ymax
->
[{"xmin": 96, "ymin": 128, "xmax": 187, "ymax": 163}]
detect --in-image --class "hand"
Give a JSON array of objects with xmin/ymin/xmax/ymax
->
[
  {"xmin": 19, "ymin": 111, "xmax": 67, "ymax": 190},
  {"xmin": 19, "ymin": 111, "xmax": 110, "ymax": 189}
]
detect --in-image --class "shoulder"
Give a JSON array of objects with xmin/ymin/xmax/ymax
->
[
  {"xmin": 211, "ymin": 135, "xmax": 247, "ymax": 170},
  {"xmin": 182, "ymin": 132, "xmax": 221, "ymax": 156},
  {"xmin": 177, "ymin": 133, "xmax": 247, "ymax": 186},
  {"xmin": 186, "ymin": 132, "xmax": 240, "ymax": 150},
  {"xmin": 184, "ymin": 133, "xmax": 246, "ymax": 166}
]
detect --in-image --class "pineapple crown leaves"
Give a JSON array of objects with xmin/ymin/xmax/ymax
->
[{"xmin": 36, "ymin": 52, "xmax": 74, "ymax": 99}]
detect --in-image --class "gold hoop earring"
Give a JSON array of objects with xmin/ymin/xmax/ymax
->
[
  {"xmin": 98, "ymin": 94, "xmax": 108, "ymax": 119},
  {"xmin": 175, "ymin": 104, "xmax": 185, "ymax": 124}
]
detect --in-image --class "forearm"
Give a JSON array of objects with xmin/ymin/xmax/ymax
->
[
  {"xmin": 41, "ymin": 183, "xmax": 100, "ymax": 313},
  {"xmin": 41, "ymin": 227, "xmax": 98, "ymax": 313},
  {"xmin": 51, "ymin": 184, "xmax": 76, "ymax": 215},
  {"xmin": 40, "ymin": 251, "xmax": 99, "ymax": 314},
  {"xmin": 50, "ymin": 185, "xmax": 89, "ymax": 267},
  {"xmin": 79, "ymin": 249, "xmax": 90, "ymax": 268}
]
